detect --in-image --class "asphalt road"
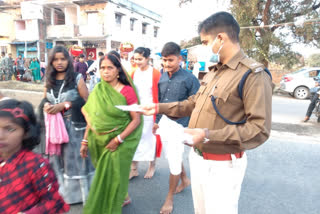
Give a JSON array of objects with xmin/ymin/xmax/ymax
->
[
  {"xmin": 68, "ymin": 95, "xmax": 320, "ymax": 214},
  {"xmin": 68, "ymin": 134, "xmax": 320, "ymax": 214}
]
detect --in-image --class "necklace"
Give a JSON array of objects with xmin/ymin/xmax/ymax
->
[
  {"xmin": 113, "ymin": 81, "xmax": 120, "ymax": 91},
  {"xmin": 50, "ymin": 81, "xmax": 65, "ymax": 104}
]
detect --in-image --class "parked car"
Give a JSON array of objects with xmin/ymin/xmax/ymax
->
[{"xmin": 280, "ymin": 67, "xmax": 320, "ymax": 99}]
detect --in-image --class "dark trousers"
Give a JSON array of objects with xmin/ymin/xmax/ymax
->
[
  {"xmin": 306, "ymin": 93, "xmax": 319, "ymax": 117},
  {"xmin": 18, "ymin": 69, "xmax": 25, "ymax": 81}
]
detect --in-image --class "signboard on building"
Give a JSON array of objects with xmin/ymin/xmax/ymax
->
[
  {"xmin": 21, "ymin": 2, "xmax": 43, "ymax": 20},
  {"xmin": 46, "ymin": 42, "xmax": 53, "ymax": 49},
  {"xmin": 86, "ymin": 48, "xmax": 97, "ymax": 60}
]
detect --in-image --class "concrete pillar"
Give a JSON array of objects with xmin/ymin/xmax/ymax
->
[
  {"xmin": 51, "ymin": 8, "xmax": 54, "ymax": 25},
  {"xmin": 37, "ymin": 41, "xmax": 40, "ymax": 59}
]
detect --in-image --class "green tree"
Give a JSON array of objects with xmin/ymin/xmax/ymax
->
[
  {"xmin": 180, "ymin": 36, "xmax": 201, "ymax": 49},
  {"xmin": 179, "ymin": 0, "xmax": 192, "ymax": 7},
  {"xmin": 231, "ymin": 0, "xmax": 320, "ymax": 68},
  {"xmin": 306, "ymin": 53, "xmax": 320, "ymax": 67}
]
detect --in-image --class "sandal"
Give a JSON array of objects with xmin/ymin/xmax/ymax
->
[{"xmin": 122, "ymin": 197, "xmax": 131, "ymax": 207}]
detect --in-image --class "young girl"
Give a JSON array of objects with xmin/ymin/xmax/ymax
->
[
  {"xmin": 41, "ymin": 46, "xmax": 94, "ymax": 204},
  {"xmin": 0, "ymin": 99, "xmax": 69, "ymax": 214}
]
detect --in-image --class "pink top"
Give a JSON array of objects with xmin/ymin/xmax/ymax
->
[
  {"xmin": 40, "ymin": 62, "xmax": 46, "ymax": 68},
  {"xmin": 120, "ymin": 85, "xmax": 138, "ymax": 105}
]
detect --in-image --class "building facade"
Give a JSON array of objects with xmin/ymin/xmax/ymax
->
[{"xmin": 0, "ymin": 0, "xmax": 161, "ymax": 61}]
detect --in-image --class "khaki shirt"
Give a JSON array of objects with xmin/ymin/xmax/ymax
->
[{"xmin": 159, "ymin": 50, "xmax": 273, "ymax": 154}]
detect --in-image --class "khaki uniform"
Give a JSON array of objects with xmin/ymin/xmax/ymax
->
[{"xmin": 159, "ymin": 50, "xmax": 273, "ymax": 154}]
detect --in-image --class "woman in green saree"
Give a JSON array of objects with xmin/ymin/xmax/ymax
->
[
  {"xmin": 29, "ymin": 57, "xmax": 41, "ymax": 83},
  {"xmin": 80, "ymin": 52, "xmax": 143, "ymax": 214}
]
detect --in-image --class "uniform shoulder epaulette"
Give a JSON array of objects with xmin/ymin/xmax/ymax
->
[{"xmin": 240, "ymin": 57, "xmax": 264, "ymax": 73}]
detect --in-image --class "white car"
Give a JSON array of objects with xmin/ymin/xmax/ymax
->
[{"xmin": 280, "ymin": 67, "xmax": 320, "ymax": 99}]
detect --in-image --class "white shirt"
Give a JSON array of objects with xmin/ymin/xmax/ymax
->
[{"xmin": 87, "ymin": 60, "xmax": 100, "ymax": 78}]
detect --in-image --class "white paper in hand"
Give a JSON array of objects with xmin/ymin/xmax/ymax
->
[
  {"xmin": 156, "ymin": 115, "xmax": 194, "ymax": 145},
  {"xmin": 115, "ymin": 104, "xmax": 144, "ymax": 112}
]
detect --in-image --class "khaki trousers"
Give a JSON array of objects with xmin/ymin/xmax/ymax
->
[{"xmin": 189, "ymin": 149, "xmax": 247, "ymax": 214}]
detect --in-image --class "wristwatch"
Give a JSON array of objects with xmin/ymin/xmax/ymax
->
[{"xmin": 64, "ymin": 103, "xmax": 71, "ymax": 110}]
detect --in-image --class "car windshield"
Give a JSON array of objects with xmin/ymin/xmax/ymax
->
[{"xmin": 290, "ymin": 68, "xmax": 308, "ymax": 74}]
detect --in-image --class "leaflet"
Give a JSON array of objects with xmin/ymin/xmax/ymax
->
[{"xmin": 115, "ymin": 104, "xmax": 144, "ymax": 112}]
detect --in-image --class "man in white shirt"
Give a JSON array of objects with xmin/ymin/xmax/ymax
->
[{"xmin": 87, "ymin": 52, "xmax": 104, "ymax": 91}]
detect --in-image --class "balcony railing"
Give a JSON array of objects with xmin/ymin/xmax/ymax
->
[
  {"xmin": 46, "ymin": 24, "xmax": 78, "ymax": 39},
  {"xmin": 78, "ymin": 24, "xmax": 104, "ymax": 37},
  {"xmin": 15, "ymin": 30, "xmax": 39, "ymax": 41}
]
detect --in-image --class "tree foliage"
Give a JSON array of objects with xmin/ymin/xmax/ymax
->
[
  {"xmin": 178, "ymin": 0, "xmax": 192, "ymax": 7},
  {"xmin": 306, "ymin": 53, "xmax": 320, "ymax": 67},
  {"xmin": 231, "ymin": 0, "xmax": 320, "ymax": 68},
  {"xmin": 180, "ymin": 36, "xmax": 201, "ymax": 49}
]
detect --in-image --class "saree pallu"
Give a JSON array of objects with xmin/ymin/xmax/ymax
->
[{"xmin": 82, "ymin": 80, "xmax": 143, "ymax": 214}]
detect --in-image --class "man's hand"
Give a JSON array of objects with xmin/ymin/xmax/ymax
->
[
  {"xmin": 152, "ymin": 123, "xmax": 159, "ymax": 135},
  {"xmin": 184, "ymin": 128, "xmax": 206, "ymax": 147},
  {"xmin": 141, "ymin": 103, "xmax": 156, "ymax": 115}
]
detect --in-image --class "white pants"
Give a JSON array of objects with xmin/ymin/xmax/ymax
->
[
  {"xmin": 89, "ymin": 74, "xmax": 96, "ymax": 92},
  {"xmin": 163, "ymin": 139, "xmax": 184, "ymax": 175},
  {"xmin": 189, "ymin": 149, "xmax": 247, "ymax": 214}
]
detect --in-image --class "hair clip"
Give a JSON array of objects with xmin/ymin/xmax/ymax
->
[{"xmin": 1, "ymin": 107, "xmax": 29, "ymax": 121}]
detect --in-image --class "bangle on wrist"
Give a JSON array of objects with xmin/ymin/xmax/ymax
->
[
  {"xmin": 82, "ymin": 139, "xmax": 88, "ymax": 143},
  {"xmin": 114, "ymin": 137, "xmax": 119, "ymax": 144},
  {"xmin": 64, "ymin": 102, "xmax": 71, "ymax": 110},
  {"xmin": 117, "ymin": 135, "xmax": 124, "ymax": 143},
  {"xmin": 81, "ymin": 142, "xmax": 88, "ymax": 146}
]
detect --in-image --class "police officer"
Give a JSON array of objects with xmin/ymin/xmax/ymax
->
[{"xmin": 143, "ymin": 12, "xmax": 273, "ymax": 214}]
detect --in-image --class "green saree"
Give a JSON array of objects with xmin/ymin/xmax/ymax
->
[
  {"xmin": 29, "ymin": 60, "xmax": 41, "ymax": 81},
  {"xmin": 82, "ymin": 80, "xmax": 143, "ymax": 214}
]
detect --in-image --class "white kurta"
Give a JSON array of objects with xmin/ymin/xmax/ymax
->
[{"xmin": 133, "ymin": 66, "xmax": 156, "ymax": 161}]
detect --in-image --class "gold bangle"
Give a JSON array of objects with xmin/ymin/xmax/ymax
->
[{"xmin": 114, "ymin": 137, "xmax": 119, "ymax": 144}]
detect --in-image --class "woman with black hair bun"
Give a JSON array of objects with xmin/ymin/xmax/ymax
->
[
  {"xmin": 129, "ymin": 47, "xmax": 162, "ymax": 179},
  {"xmin": 0, "ymin": 99, "xmax": 69, "ymax": 214},
  {"xmin": 41, "ymin": 45, "xmax": 95, "ymax": 204}
]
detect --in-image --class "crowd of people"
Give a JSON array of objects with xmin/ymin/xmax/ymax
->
[
  {"xmin": 0, "ymin": 12, "xmax": 273, "ymax": 214},
  {"xmin": 0, "ymin": 53, "xmax": 45, "ymax": 83}
]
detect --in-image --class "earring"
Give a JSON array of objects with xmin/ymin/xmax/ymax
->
[{"xmin": 117, "ymin": 75, "xmax": 120, "ymax": 78}]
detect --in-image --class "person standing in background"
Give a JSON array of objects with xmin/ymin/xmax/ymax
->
[
  {"xmin": 86, "ymin": 54, "xmax": 95, "ymax": 91},
  {"xmin": 129, "ymin": 56, "xmax": 138, "ymax": 76},
  {"xmin": 5, "ymin": 53, "xmax": 14, "ymax": 81},
  {"xmin": 86, "ymin": 54, "xmax": 94, "ymax": 68},
  {"xmin": 75, "ymin": 54, "xmax": 88, "ymax": 82},
  {"xmin": 40, "ymin": 58, "xmax": 46, "ymax": 80},
  {"xmin": 29, "ymin": 57, "xmax": 41, "ymax": 83},
  {"xmin": 87, "ymin": 52, "xmax": 105, "ymax": 91},
  {"xmin": 0, "ymin": 52, "xmax": 5, "ymax": 81},
  {"xmin": 16, "ymin": 55, "xmax": 25, "ymax": 81}
]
